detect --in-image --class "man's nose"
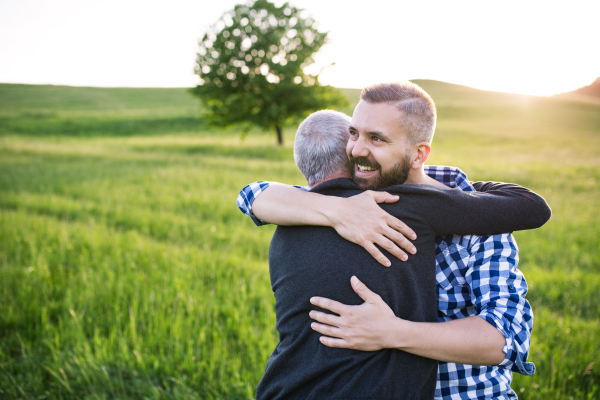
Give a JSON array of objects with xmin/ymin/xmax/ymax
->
[{"xmin": 351, "ymin": 136, "xmax": 370, "ymax": 158}]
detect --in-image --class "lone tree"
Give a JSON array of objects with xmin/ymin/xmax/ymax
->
[{"xmin": 191, "ymin": 0, "xmax": 348, "ymax": 145}]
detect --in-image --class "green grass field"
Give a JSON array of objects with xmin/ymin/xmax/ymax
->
[{"xmin": 0, "ymin": 81, "xmax": 598, "ymax": 399}]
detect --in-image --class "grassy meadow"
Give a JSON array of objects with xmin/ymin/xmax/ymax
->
[{"xmin": 0, "ymin": 81, "xmax": 599, "ymax": 399}]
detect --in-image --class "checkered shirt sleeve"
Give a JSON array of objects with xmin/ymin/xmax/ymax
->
[
  {"xmin": 427, "ymin": 165, "xmax": 535, "ymax": 400},
  {"xmin": 236, "ymin": 181, "xmax": 308, "ymax": 226},
  {"xmin": 236, "ymin": 181, "xmax": 271, "ymax": 226},
  {"xmin": 468, "ymin": 234, "xmax": 535, "ymax": 376}
]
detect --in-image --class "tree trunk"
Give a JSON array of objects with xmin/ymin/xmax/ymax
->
[{"xmin": 275, "ymin": 125, "xmax": 283, "ymax": 146}]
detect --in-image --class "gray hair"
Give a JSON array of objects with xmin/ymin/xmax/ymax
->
[
  {"xmin": 294, "ymin": 110, "xmax": 351, "ymax": 187},
  {"xmin": 361, "ymin": 81, "xmax": 436, "ymax": 144}
]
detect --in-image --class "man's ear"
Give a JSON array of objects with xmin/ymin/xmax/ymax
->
[{"xmin": 411, "ymin": 142, "xmax": 431, "ymax": 168}]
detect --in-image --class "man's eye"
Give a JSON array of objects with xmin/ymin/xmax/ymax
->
[{"xmin": 372, "ymin": 136, "xmax": 382, "ymax": 142}]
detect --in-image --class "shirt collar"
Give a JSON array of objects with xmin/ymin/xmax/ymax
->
[{"xmin": 424, "ymin": 165, "xmax": 476, "ymax": 192}]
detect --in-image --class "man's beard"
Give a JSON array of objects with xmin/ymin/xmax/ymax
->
[{"xmin": 350, "ymin": 153, "xmax": 412, "ymax": 190}]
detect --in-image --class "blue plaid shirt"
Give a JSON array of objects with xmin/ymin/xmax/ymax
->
[{"xmin": 236, "ymin": 166, "xmax": 535, "ymax": 400}]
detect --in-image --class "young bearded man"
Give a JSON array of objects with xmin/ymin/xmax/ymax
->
[{"xmin": 237, "ymin": 82, "xmax": 550, "ymax": 399}]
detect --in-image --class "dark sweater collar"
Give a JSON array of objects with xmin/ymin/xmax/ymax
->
[{"xmin": 309, "ymin": 177, "xmax": 360, "ymax": 194}]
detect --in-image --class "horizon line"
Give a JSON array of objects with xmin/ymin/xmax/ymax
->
[{"xmin": 2, "ymin": 78, "xmax": 597, "ymax": 98}]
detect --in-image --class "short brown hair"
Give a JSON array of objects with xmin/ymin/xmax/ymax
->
[{"xmin": 361, "ymin": 81, "xmax": 436, "ymax": 144}]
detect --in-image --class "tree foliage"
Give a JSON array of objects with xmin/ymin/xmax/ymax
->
[{"xmin": 191, "ymin": 0, "xmax": 349, "ymax": 145}]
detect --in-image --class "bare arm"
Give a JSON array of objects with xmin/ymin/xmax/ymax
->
[
  {"xmin": 252, "ymin": 183, "xmax": 418, "ymax": 266},
  {"xmin": 310, "ymin": 276, "xmax": 505, "ymax": 365}
]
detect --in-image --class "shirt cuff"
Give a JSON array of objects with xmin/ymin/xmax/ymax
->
[
  {"xmin": 477, "ymin": 313, "xmax": 536, "ymax": 376},
  {"xmin": 236, "ymin": 181, "xmax": 271, "ymax": 226}
]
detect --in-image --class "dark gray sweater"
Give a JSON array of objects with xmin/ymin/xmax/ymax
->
[{"xmin": 257, "ymin": 178, "xmax": 551, "ymax": 400}]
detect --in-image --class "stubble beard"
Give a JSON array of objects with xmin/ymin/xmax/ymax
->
[{"xmin": 350, "ymin": 153, "xmax": 412, "ymax": 190}]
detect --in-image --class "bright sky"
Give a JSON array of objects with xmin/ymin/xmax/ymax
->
[{"xmin": 1, "ymin": 0, "xmax": 598, "ymax": 96}]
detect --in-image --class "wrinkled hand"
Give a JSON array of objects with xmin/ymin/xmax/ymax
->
[
  {"xmin": 309, "ymin": 276, "xmax": 401, "ymax": 351},
  {"xmin": 329, "ymin": 191, "xmax": 416, "ymax": 266}
]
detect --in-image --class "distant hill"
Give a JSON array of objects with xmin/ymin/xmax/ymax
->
[
  {"xmin": 554, "ymin": 78, "xmax": 600, "ymax": 102},
  {"xmin": 0, "ymin": 83, "xmax": 201, "ymax": 116},
  {"xmin": 1, "ymin": 80, "xmax": 599, "ymax": 141},
  {"xmin": 0, "ymin": 80, "xmax": 533, "ymax": 116},
  {"xmin": 342, "ymin": 79, "xmax": 536, "ymax": 109}
]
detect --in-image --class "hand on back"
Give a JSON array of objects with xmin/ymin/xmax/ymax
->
[
  {"xmin": 329, "ymin": 191, "xmax": 417, "ymax": 267},
  {"xmin": 309, "ymin": 276, "xmax": 400, "ymax": 351}
]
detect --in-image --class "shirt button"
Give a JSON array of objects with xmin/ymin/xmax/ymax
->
[{"xmin": 508, "ymin": 284, "xmax": 515, "ymax": 290}]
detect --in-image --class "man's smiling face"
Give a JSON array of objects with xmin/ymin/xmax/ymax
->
[{"xmin": 347, "ymin": 100, "xmax": 414, "ymax": 190}]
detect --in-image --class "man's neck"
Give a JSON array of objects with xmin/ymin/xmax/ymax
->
[
  {"xmin": 309, "ymin": 172, "xmax": 353, "ymax": 189},
  {"xmin": 404, "ymin": 166, "xmax": 447, "ymax": 187}
]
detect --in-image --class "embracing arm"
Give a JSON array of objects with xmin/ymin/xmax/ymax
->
[
  {"xmin": 471, "ymin": 181, "xmax": 552, "ymax": 230},
  {"xmin": 252, "ymin": 183, "xmax": 340, "ymax": 226},
  {"xmin": 310, "ymin": 234, "xmax": 536, "ymax": 372},
  {"xmin": 237, "ymin": 182, "xmax": 418, "ymax": 266},
  {"xmin": 421, "ymin": 182, "xmax": 552, "ymax": 236},
  {"xmin": 309, "ymin": 276, "xmax": 505, "ymax": 365}
]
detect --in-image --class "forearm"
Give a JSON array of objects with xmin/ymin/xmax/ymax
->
[
  {"xmin": 252, "ymin": 183, "xmax": 339, "ymax": 226},
  {"xmin": 310, "ymin": 278, "xmax": 507, "ymax": 364},
  {"xmin": 470, "ymin": 181, "xmax": 552, "ymax": 231},
  {"xmin": 390, "ymin": 316, "xmax": 506, "ymax": 365},
  {"xmin": 429, "ymin": 184, "xmax": 552, "ymax": 236}
]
